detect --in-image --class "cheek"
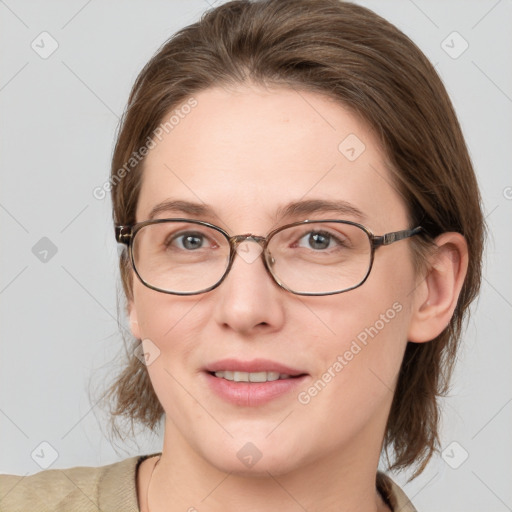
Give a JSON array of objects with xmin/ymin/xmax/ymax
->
[
  {"xmin": 293, "ymin": 297, "xmax": 410, "ymax": 453},
  {"xmin": 300, "ymin": 250, "xmax": 415, "ymax": 407},
  {"xmin": 130, "ymin": 290, "xmax": 197, "ymax": 397},
  {"xmin": 305, "ymin": 294, "xmax": 409, "ymax": 391},
  {"xmin": 132, "ymin": 287, "xmax": 204, "ymax": 411},
  {"xmin": 132, "ymin": 280, "xmax": 198, "ymax": 341}
]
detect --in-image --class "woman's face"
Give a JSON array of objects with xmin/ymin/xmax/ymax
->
[{"xmin": 129, "ymin": 84, "xmax": 420, "ymax": 475}]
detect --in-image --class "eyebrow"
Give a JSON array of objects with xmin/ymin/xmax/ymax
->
[
  {"xmin": 147, "ymin": 198, "xmax": 366, "ymax": 223},
  {"xmin": 148, "ymin": 199, "xmax": 215, "ymax": 220},
  {"xmin": 275, "ymin": 198, "xmax": 366, "ymax": 222}
]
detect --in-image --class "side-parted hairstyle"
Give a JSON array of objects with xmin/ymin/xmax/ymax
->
[{"xmin": 103, "ymin": 0, "xmax": 484, "ymax": 477}]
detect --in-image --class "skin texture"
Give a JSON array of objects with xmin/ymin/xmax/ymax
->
[{"xmin": 129, "ymin": 84, "xmax": 468, "ymax": 512}]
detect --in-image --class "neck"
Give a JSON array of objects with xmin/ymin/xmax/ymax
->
[{"xmin": 144, "ymin": 421, "xmax": 390, "ymax": 512}]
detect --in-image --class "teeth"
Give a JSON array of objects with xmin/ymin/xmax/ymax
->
[
  {"xmin": 234, "ymin": 371, "xmax": 249, "ymax": 382},
  {"xmin": 213, "ymin": 371, "xmax": 292, "ymax": 382}
]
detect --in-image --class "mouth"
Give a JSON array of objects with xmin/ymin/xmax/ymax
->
[
  {"xmin": 203, "ymin": 359, "xmax": 309, "ymax": 406},
  {"xmin": 204, "ymin": 358, "xmax": 307, "ymax": 381},
  {"xmin": 208, "ymin": 370, "xmax": 303, "ymax": 382}
]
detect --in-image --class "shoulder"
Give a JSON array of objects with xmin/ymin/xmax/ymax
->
[
  {"xmin": 0, "ymin": 454, "xmax": 157, "ymax": 512},
  {"xmin": 377, "ymin": 471, "xmax": 417, "ymax": 512}
]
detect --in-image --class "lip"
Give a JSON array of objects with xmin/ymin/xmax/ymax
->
[
  {"xmin": 204, "ymin": 358, "xmax": 306, "ymax": 376},
  {"xmin": 203, "ymin": 358, "xmax": 309, "ymax": 407}
]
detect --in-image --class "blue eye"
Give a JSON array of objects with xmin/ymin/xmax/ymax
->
[
  {"xmin": 296, "ymin": 230, "xmax": 347, "ymax": 251},
  {"xmin": 178, "ymin": 232, "xmax": 204, "ymax": 250},
  {"xmin": 167, "ymin": 231, "xmax": 213, "ymax": 251}
]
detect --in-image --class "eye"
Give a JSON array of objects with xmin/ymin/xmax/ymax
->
[
  {"xmin": 167, "ymin": 231, "xmax": 217, "ymax": 251},
  {"xmin": 296, "ymin": 230, "xmax": 348, "ymax": 251}
]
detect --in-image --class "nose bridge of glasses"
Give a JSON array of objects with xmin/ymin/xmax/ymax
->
[
  {"xmin": 230, "ymin": 234, "xmax": 266, "ymax": 246},
  {"xmin": 230, "ymin": 234, "xmax": 268, "ymax": 265}
]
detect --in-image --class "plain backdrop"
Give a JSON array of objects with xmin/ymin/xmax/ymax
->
[{"xmin": 1, "ymin": 1, "xmax": 511, "ymax": 510}]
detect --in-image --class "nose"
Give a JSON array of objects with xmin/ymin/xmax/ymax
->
[{"xmin": 211, "ymin": 236, "xmax": 285, "ymax": 335}]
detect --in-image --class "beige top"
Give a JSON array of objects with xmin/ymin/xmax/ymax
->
[{"xmin": 0, "ymin": 453, "xmax": 416, "ymax": 511}]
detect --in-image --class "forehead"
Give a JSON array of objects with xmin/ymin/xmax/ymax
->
[{"xmin": 136, "ymin": 84, "xmax": 408, "ymax": 232}]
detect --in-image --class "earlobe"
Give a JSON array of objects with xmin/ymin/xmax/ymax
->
[
  {"xmin": 129, "ymin": 302, "xmax": 142, "ymax": 340},
  {"xmin": 408, "ymin": 232, "xmax": 469, "ymax": 343}
]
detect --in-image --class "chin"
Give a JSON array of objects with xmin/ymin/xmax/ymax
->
[{"xmin": 197, "ymin": 437, "xmax": 308, "ymax": 478}]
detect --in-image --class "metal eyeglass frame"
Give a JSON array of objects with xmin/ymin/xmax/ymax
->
[{"xmin": 115, "ymin": 218, "xmax": 423, "ymax": 296}]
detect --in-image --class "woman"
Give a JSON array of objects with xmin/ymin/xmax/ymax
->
[{"xmin": 0, "ymin": 0, "xmax": 484, "ymax": 510}]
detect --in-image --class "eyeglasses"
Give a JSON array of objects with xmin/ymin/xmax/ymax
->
[{"xmin": 115, "ymin": 218, "xmax": 423, "ymax": 296}]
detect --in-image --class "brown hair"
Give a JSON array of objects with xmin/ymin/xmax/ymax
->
[{"xmin": 100, "ymin": 0, "xmax": 484, "ymax": 477}]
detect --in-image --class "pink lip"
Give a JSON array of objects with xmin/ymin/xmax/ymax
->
[
  {"xmin": 205, "ymin": 358, "xmax": 306, "ymax": 376},
  {"xmin": 203, "ymin": 358, "xmax": 309, "ymax": 407}
]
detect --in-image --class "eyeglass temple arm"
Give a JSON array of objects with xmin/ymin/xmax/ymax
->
[
  {"xmin": 115, "ymin": 226, "xmax": 132, "ymax": 245},
  {"xmin": 372, "ymin": 226, "xmax": 423, "ymax": 247}
]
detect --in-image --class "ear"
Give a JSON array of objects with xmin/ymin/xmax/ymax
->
[
  {"xmin": 408, "ymin": 232, "xmax": 469, "ymax": 343},
  {"xmin": 128, "ymin": 300, "xmax": 142, "ymax": 340}
]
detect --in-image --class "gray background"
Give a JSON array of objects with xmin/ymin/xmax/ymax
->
[{"xmin": 1, "ymin": 0, "xmax": 511, "ymax": 510}]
